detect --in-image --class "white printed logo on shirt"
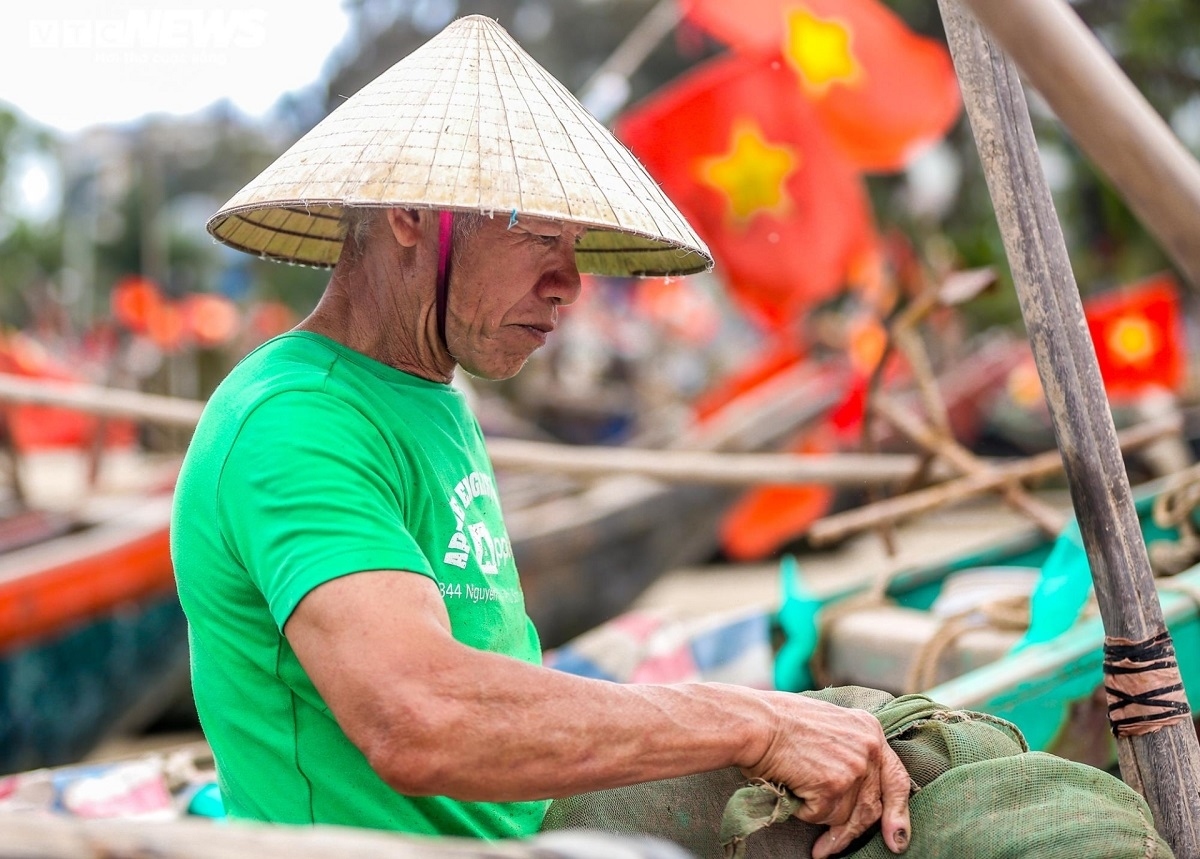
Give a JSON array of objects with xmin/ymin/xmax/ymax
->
[{"xmin": 442, "ymin": 470, "xmax": 509, "ymax": 576}]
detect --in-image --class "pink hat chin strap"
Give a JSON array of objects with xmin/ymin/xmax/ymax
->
[{"xmin": 436, "ymin": 210, "xmax": 454, "ymax": 350}]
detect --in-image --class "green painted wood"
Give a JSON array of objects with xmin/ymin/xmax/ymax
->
[
  {"xmin": 809, "ymin": 476, "xmax": 1200, "ymax": 770},
  {"xmin": 928, "ymin": 569, "xmax": 1200, "ymax": 755}
]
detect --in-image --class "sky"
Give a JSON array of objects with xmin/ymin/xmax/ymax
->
[{"xmin": 0, "ymin": 0, "xmax": 353, "ymax": 133}]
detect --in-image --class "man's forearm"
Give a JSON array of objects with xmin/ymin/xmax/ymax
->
[{"xmin": 361, "ymin": 644, "xmax": 772, "ymax": 801}]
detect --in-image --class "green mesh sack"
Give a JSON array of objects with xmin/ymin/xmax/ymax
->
[{"xmin": 541, "ymin": 686, "xmax": 1173, "ymax": 859}]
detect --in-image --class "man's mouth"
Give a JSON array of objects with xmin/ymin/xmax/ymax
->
[{"xmin": 516, "ymin": 323, "xmax": 552, "ymax": 344}]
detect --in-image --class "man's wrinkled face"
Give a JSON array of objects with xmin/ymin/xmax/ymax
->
[{"xmin": 444, "ymin": 214, "xmax": 585, "ymax": 381}]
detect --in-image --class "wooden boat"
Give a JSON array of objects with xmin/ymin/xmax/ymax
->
[
  {"xmin": 509, "ymin": 475, "xmax": 738, "ymax": 648},
  {"xmin": 508, "ymin": 329, "xmax": 1034, "ymax": 647},
  {"xmin": 828, "ymin": 482, "xmax": 1200, "ymax": 768},
  {"xmin": 503, "ymin": 358, "xmax": 851, "ymax": 648},
  {"xmin": 0, "ymin": 490, "xmax": 183, "ymax": 775},
  {"xmin": 8, "ymin": 479, "xmax": 1193, "ymax": 842}
]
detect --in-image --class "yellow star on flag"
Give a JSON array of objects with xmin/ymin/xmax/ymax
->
[
  {"xmin": 784, "ymin": 6, "xmax": 862, "ymax": 96},
  {"xmin": 1107, "ymin": 315, "xmax": 1158, "ymax": 367},
  {"xmin": 696, "ymin": 120, "xmax": 798, "ymax": 223}
]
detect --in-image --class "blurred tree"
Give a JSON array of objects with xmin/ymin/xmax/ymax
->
[
  {"xmin": 78, "ymin": 110, "xmax": 329, "ymax": 329},
  {"xmin": 6, "ymin": 0, "xmax": 1200, "ymax": 344},
  {"xmin": 0, "ymin": 107, "xmax": 63, "ymax": 329}
]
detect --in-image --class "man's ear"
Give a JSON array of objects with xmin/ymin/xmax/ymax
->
[{"xmin": 386, "ymin": 208, "xmax": 423, "ymax": 248}]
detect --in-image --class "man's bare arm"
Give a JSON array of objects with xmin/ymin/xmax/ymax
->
[{"xmin": 285, "ymin": 571, "xmax": 910, "ymax": 858}]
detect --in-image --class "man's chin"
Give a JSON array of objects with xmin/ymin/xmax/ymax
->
[{"xmin": 458, "ymin": 357, "xmax": 530, "ymax": 382}]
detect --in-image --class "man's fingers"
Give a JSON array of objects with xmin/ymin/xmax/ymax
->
[
  {"xmin": 792, "ymin": 792, "xmax": 839, "ymax": 825},
  {"xmin": 792, "ymin": 775, "xmax": 863, "ymax": 827},
  {"xmin": 811, "ymin": 826, "xmax": 845, "ymax": 859},
  {"xmin": 878, "ymin": 747, "xmax": 912, "ymax": 854},
  {"xmin": 808, "ymin": 783, "xmax": 881, "ymax": 859},
  {"xmin": 812, "ymin": 816, "xmax": 873, "ymax": 859},
  {"xmin": 810, "ymin": 747, "xmax": 910, "ymax": 859}
]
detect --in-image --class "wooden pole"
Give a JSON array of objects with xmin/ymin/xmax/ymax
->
[
  {"xmin": 0, "ymin": 372, "xmax": 205, "ymax": 427},
  {"xmin": 937, "ymin": 1, "xmax": 1200, "ymax": 852},
  {"xmin": 808, "ymin": 415, "xmax": 1178, "ymax": 546},
  {"xmin": 486, "ymin": 436, "xmax": 947, "ymax": 486},
  {"xmin": 577, "ymin": 0, "xmax": 680, "ymax": 124},
  {"xmin": 872, "ymin": 396, "xmax": 1067, "ymax": 536},
  {"xmin": 0, "ymin": 814, "xmax": 541, "ymax": 859},
  {"xmin": 0, "ymin": 372, "xmax": 949, "ymax": 488},
  {"xmin": 957, "ymin": 0, "xmax": 1200, "ymax": 291}
]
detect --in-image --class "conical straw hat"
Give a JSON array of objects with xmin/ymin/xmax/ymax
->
[{"xmin": 208, "ymin": 15, "xmax": 711, "ymax": 277}]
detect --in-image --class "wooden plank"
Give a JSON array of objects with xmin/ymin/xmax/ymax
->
[{"xmin": 936, "ymin": 0, "xmax": 1200, "ymax": 852}]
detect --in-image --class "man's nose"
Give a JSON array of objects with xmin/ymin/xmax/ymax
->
[{"xmin": 543, "ymin": 242, "xmax": 583, "ymax": 306}]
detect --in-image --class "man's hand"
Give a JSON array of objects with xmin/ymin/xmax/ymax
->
[{"xmin": 741, "ymin": 694, "xmax": 911, "ymax": 857}]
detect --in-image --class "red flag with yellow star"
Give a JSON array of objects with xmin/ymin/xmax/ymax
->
[
  {"xmin": 617, "ymin": 53, "xmax": 873, "ymax": 330},
  {"xmin": 679, "ymin": 0, "xmax": 960, "ymax": 172},
  {"xmin": 1084, "ymin": 274, "xmax": 1185, "ymax": 400}
]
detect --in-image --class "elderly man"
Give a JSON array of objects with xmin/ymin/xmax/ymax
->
[{"xmin": 172, "ymin": 15, "xmax": 910, "ymax": 858}]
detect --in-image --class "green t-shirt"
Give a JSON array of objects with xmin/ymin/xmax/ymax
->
[{"xmin": 171, "ymin": 332, "xmax": 546, "ymax": 838}]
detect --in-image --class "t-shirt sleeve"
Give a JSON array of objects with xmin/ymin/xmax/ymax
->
[{"xmin": 217, "ymin": 390, "xmax": 436, "ymax": 631}]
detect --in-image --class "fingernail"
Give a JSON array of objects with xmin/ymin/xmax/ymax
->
[{"xmin": 895, "ymin": 828, "xmax": 909, "ymax": 850}]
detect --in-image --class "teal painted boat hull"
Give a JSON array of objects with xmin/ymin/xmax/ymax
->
[{"xmin": 0, "ymin": 595, "xmax": 188, "ymax": 774}]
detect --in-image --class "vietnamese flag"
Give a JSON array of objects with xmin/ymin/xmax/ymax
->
[
  {"xmin": 618, "ymin": 53, "xmax": 873, "ymax": 330},
  {"xmin": 679, "ymin": 0, "xmax": 961, "ymax": 172},
  {"xmin": 1084, "ymin": 274, "xmax": 1185, "ymax": 400}
]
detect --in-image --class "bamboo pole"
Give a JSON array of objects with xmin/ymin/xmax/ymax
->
[
  {"xmin": 486, "ymin": 436, "xmax": 949, "ymax": 486},
  {"xmin": 0, "ymin": 372, "xmax": 950, "ymax": 488},
  {"xmin": 0, "ymin": 373, "xmax": 205, "ymax": 427},
  {"xmin": 808, "ymin": 415, "xmax": 1178, "ymax": 545},
  {"xmin": 957, "ymin": 0, "xmax": 1200, "ymax": 291},
  {"xmin": 578, "ymin": 0, "xmax": 680, "ymax": 123},
  {"xmin": 936, "ymin": 1, "xmax": 1200, "ymax": 852}
]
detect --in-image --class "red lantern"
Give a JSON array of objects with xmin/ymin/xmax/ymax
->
[
  {"xmin": 111, "ymin": 276, "xmax": 163, "ymax": 334},
  {"xmin": 183, "ymin": 293, "xmax": 241, "ymax": 347}
]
